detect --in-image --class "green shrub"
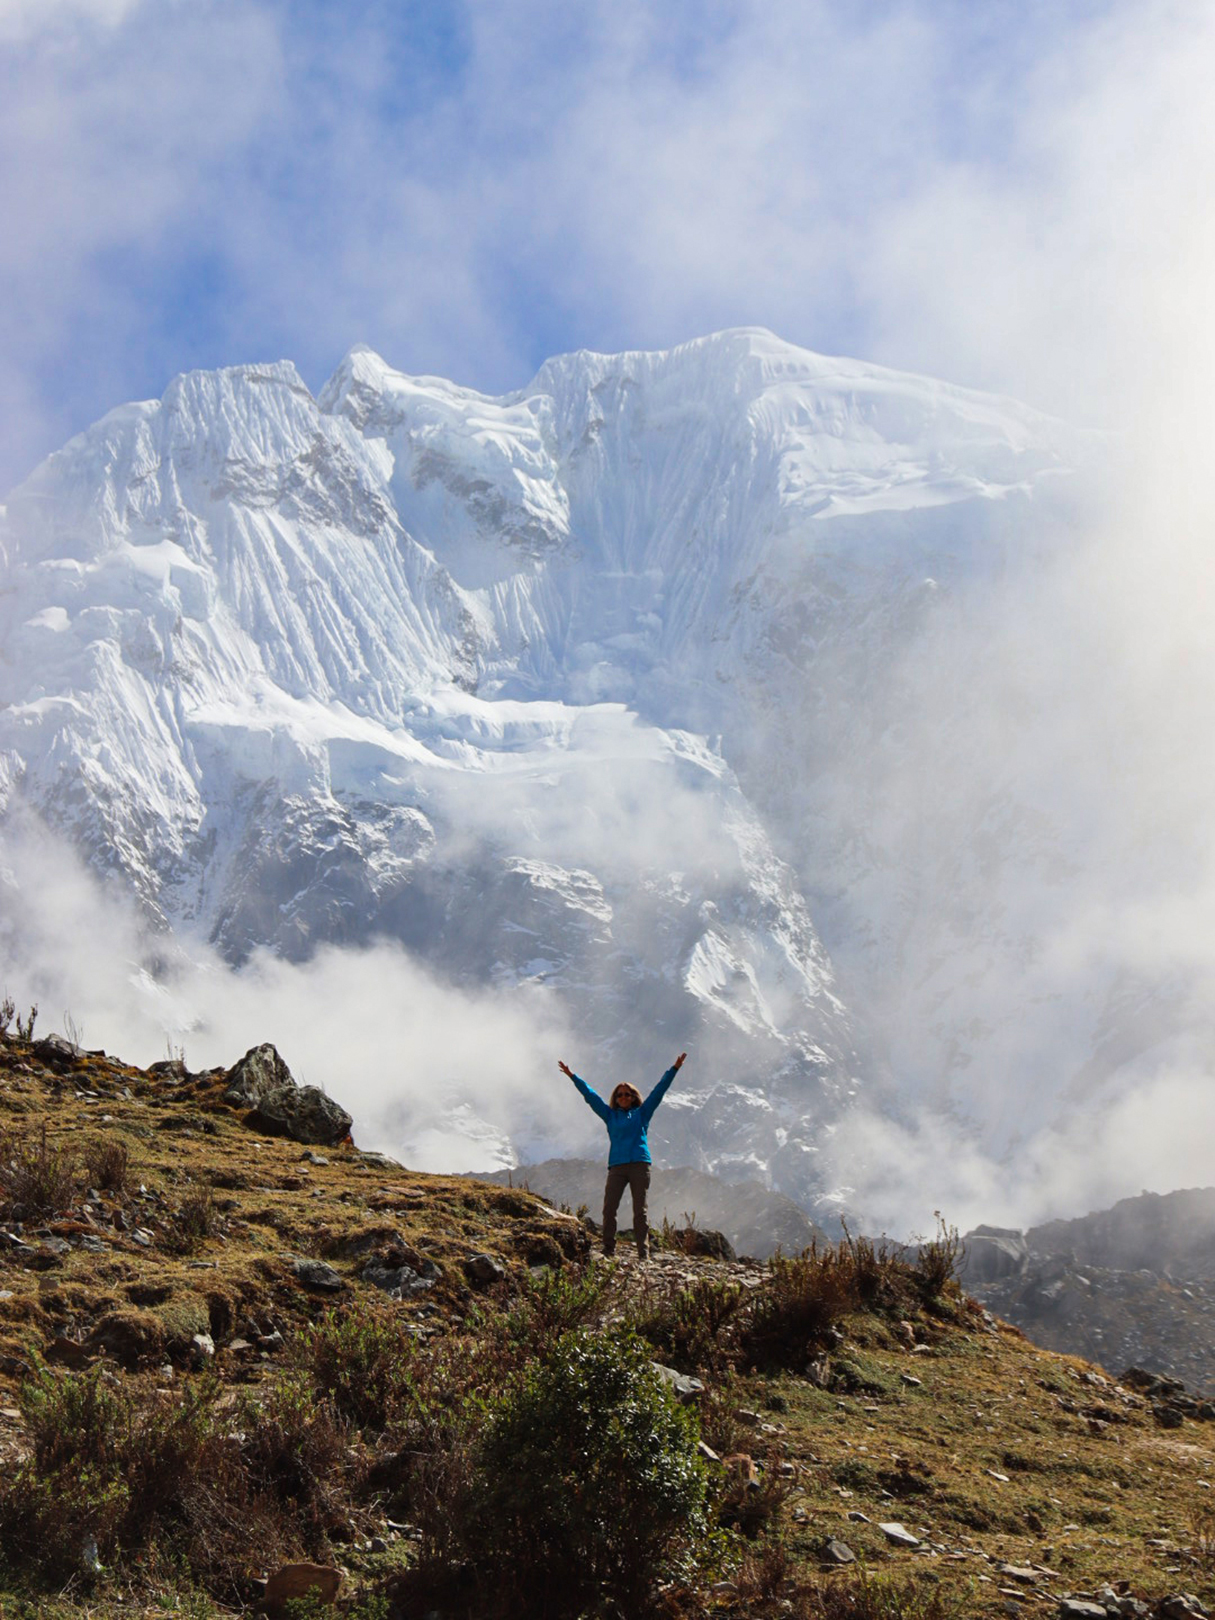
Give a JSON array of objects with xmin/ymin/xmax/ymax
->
[
  {"xmin": 238, "ymin": 1371, "xmax": 350, "ymax": 1523},
  {"xmin": 0, "ymin": 1364, "xmax": 219, "ymax": 1578},
  {"xmin": 629, "ymin": 1275, "xmax": 745, "ymax": 1373},
  {"xmin": 0, "ymin": 1361, "xmax": 349, "ymax": 1594},
  {"xmin": 495, "ymin": 1261, "xmax": 611, "ymax": 1353},
  {"xmin": 738, "ymin": 1245, "xmax": 858, "ymax": 1370},
  {"xmin": 462, "ymin": 1329, "xmax": 710, "ymax": 1617},
  {"xmin": 300, "ymin": 1298, "xmax": 418, "ymax": 1430}
]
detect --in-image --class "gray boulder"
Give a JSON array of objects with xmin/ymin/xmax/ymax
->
[
  {"xmin": 464, "ymin": 1253, "xmax": 506, "ymax": 1287},
  {"xmin": 293, "ymin": 1257, "xmax": 345, "ymax": 1292},
  {"xmin": 959, "ymin": 1225, "xmax": 1029, "ymax": 1284},
  {"xmin": 650, "ymin": 1362, "xmax": 706, "ymax": 1405},
  {"xmin": 363, "ymin": 1252, "xmax": 438, "ymax": 1298},
  {"xmin": 225, "ymin": 1044, "xmax": 352, "ymax": 1146}
]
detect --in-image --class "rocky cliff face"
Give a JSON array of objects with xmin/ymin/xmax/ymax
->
[{"xmin": 964, "ymin": 1190, "xmax": 1215, "ymax": 1394}]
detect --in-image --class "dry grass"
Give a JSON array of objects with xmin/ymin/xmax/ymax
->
[
  {"xmin": 0, "ymin": 1119, "xmax": 78, "ymax": 1221},
  {"xmin": 82, "ymin": 1136, "xmax": 131, "ymax": 1193}
]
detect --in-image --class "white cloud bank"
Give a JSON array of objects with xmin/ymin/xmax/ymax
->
[
  {"xmin": 0, "ymin": 0, "xmax": 142, "ymax": 39},
  {"xmin": 0, "ymin": 811, "xmax": 583, "ymax": 1175}
]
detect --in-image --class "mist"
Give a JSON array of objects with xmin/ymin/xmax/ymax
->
[{"xmin": 0, "ymin": 809, "xmax": 586, "ymax": 1174}]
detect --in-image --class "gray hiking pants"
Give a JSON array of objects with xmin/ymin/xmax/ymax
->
[{"xmin": 603, "ymin": 1161, "xmax": 651, "ymax": 1257}]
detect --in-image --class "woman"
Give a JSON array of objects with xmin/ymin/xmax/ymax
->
[{"xmin": 559, "ymin": 1052, "xmax": 687, "ymax": 1260}]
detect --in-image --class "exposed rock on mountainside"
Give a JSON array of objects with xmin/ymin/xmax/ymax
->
[
  {"xmin": 1030, "ymin": 1189, "xmax": 1215, "ymax": 1279},
  {"xmin": 224, "ymin": 1041, "xmax": 353, "ymax": 1145},
  {"xmin": 964, "ymin": 1190, "xmax": 1215, "ymax": 1395}
]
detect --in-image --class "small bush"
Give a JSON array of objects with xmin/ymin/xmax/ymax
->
[
  {"xmin": 461, "ymin": 1330, "xmax": 710, "ymax": 1617},
  {"xmin": 238, "ymin": 1372, "xmax": 351, "ymax": 1530},
  {"xmin": 83, "ymin": 1135, "xmax": 131, "ymax": 1192},
  {"xmin": 14, "ymin": 1002, "xmax": 37, "ymax": 1042},
  {"xmin": 0, "ymin": 995, "xmax": 13, "ymax": 1036},
  {"xmin": 913, "ymin": 1215, "xmax": 962, "ymax": 1303},
  {"xmin": 0, "ymin": 1363, "xmax": 219, "ymax": 1578},
  {"xmin": 798, "ymin": 1570, "xmax": 971, "ymax": 1620},
  {"xmin": 630, "ymin": 1275, "xmax": 745, "ymax": 1373},
  {"xmin": 842, "ymin": 1223, "xmax": 905, "ymax": 1310},
  {"xmin": 732, "ymin": 1554, "xmax": 973, "ymax": 1620},
  {"xmin": 497, "ymin": 1260, "xmax": 611, "ymax": 1352},
  {"xmin": 171, "ymin": 1183, "xmax": 216, "ymax": 1249},
  {"xmin": 0, "ymin": 1119, "xmax": 78, "ymax": 1220},
  {"xmin": 698, "ymin": 1372, "xmax": 748, "ymax": 1458},
  {"xmin": 738, "ymin": 1246, "xmax": 858, "ymax": 1371},
  {"xmin": 0, "ymin": 1359, "xmax": 352, "ymax": 1595},
  {"xmin": 717, "ymin": 1457, "xmax": 790, "ymax": 1538},
  {"xmin": 300, "ymin": 1298, "xmax": 419, "ymax": 1430},
  {"xmin": 733, "ymin": 1535, "xmax": 796, "ymax": 1604}
]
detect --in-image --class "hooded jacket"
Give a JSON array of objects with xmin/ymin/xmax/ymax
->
[{"xmin": 568, "ymin": 1064, "xmax": 678, "ymax": 1166}]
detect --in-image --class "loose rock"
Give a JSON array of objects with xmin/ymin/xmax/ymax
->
[
  {"xmin": 363, "ymin": 1255, "xmax": 435, "ymax": 1297},
  {"xmin": 879, "ymin": 1522, "xmax": 921, "ymax": 1548},
  {"xmin": 651, "ymin": 1363, "xmax": 706, "ymax": 1405},
  {"xmin": 263, "ymin": 1562, "xmax": 342, "ymax": 1611},
  {"xmin": 464, "ymin": 1253, "xmax": 506, "ymax": 1287},
  {"xmin": 292, "ymin": 1257, "xmax": 345, "ymax": 1292}
]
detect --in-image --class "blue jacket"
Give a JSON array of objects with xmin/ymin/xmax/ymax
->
[{"xmin": 570, "ymin": 1065, "xmax": 678, "ymax": 1166}]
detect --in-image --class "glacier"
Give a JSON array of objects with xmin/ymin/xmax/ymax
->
[{"xmin": 0, "ymin": 327, "xmax": 1125, "ymax": 1218}]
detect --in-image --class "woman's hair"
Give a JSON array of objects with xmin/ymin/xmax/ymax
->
[{"xmin": 610, "ymin": 1083, "xmax": 642, "ymax": 1110}]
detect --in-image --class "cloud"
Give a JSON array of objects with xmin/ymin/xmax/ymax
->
[
  {"xmin": 0, "ymin": 809, "xmax": 584, "ymax": 1173},
  {"xmin": 0, "ymin": 0, "xmax": 142, "ymax": 41},
  {"xmin": 0, "ymin": 0, "xmax": 285, "ymax": 486},
  {"xmin": 861, "ymin": 3, "xmax": 1215, "ymax": 428},
  {"xmin": 8, "ymin": 0, "xmax": 1212, "ymax": 492}
]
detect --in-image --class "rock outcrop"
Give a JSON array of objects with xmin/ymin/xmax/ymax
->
[{"xmin": 224, "ymin": 1043, "xmax": 353, "ymax": 1146}]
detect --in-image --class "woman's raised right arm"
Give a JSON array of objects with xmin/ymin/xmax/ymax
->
[{"xmin": 559, "ymin": 1059, "xmax": 611, "ymax": 1122}]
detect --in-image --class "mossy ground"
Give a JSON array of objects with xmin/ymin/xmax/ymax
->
[{"xmin": 1, "ymin": 1032, "xmax": 1212, "ymax": 1619}]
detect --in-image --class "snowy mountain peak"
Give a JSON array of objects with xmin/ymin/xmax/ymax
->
[{"xmin": 0, "ymin": 329, "xmax": 1104, "ymax": 1214}]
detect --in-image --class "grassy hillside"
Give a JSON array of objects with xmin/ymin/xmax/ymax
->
[{"xmin": 1, "ymin": 1026, "xmax": 1213, "ymax": 1620}]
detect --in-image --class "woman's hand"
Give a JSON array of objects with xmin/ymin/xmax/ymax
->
[
  {"xmin": 558, "ymin": 1060, "xmax": 574, "ymax": 1078},
  {"xmin": 673, "ymin": 1052, "xmax": 687, "ymax": 1070}
]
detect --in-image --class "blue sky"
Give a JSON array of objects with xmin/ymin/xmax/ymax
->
[{"xmin": 1, "ymin": 0, "xmax": 1211, "ymax": 492}]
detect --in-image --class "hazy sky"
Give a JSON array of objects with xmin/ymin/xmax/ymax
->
[{"xmin": 3, "ymin": 0, "xmax": 1212, "ymax": 493}]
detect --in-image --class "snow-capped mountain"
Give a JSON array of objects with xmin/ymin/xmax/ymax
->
[{"xmin": 0, "ymin": 329, "xmax": 1092, "ymax": 1209}]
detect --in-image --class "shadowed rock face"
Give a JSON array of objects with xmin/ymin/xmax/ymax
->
[
  {"xmin": 1028, "ymin": 1188, "xmax": 1215, "ymax": 1278},
  {"xmin": 964, "ymin": 1189, "xmax": 1215, "ymax": 1395},
  {"xmin": 224, "ymin": 1043, "xmax": 353, "ymax": 1146},
  {"xmin": 958, "ymin": 1225, "xmax": 1029, "ymax": 1285}
]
